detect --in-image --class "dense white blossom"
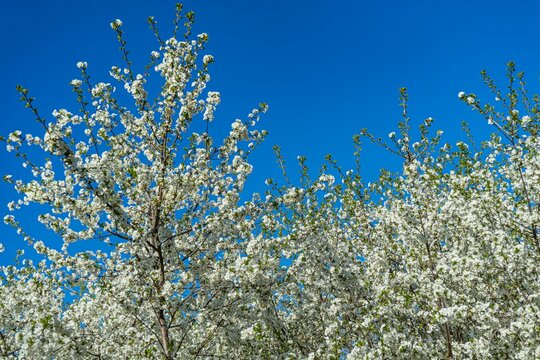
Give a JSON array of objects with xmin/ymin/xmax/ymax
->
[{"xmin": 1, "ymin": 5, "xmax": 539, "ymax": 360}]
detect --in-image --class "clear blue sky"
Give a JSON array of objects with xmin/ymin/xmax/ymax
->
[{"xmin": 2, "ymin": 0, "xmax": 540, "ymax": 262}]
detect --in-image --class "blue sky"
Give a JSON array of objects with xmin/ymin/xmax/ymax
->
[{"xmin": 2, "ymin": 0, "xmax": 540, "ymax": 262}]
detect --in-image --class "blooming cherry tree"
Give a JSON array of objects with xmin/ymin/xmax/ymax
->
[
  {"xmin": 2, "ymin": 5, "xmax": 271, "ymax": 358},
  {"xmin": 262, "ymin": 81, "xmax": 540, "ymax": 358},
  {"xmin": 1, "ymin": 3, "xmax": 539, "ymax": 359}
]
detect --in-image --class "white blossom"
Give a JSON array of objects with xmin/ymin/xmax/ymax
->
[
  {"xmin": 70, "ymin": 79, "xmax": 82, "ymax": 87},
  {"xmin": 203, "ymin": 54, "xmax": 214, "ymax": 64},
  {"xmin": 2, "ymin": 6, "xmax": 539, "ymax": 360},
  {"xmin": 110, "ymin": 19, "xmax": 123, "ymax": 29}
]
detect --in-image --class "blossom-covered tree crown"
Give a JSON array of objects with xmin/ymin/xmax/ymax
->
[{"xmin": 1, "ymin": 3, "xmax": 539, "ymax": 359}]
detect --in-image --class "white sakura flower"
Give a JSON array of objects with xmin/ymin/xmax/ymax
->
[
  {"xmin": 388, "ymin": 132, "xmax": 396, "ymax": 139},
  {"xmin": 458, "ymin": 91, "xmax": 465, "ymax": 99},
  {"xmin": 203, "ymin": 55, "xmax": 214, "ymax": 65},
  {"xmin": 206, "ymin": 91, "xmax": 220, "ymax": 105},
  {"xmin": 91, "ymin": 82, "xmax": 110, "ymax": 97},
  {"xmin": 76, "ymin": 61, "xmax": 87, "ymax": 69},
  {"xmin": 319, "ymin": 174, "xmax": 335, "ymax": 186},
  {"xmin": 466, "ymin": 96, "xmax": 475, "ymax": 105},
  {"xmin": 203, "ymin": 92, "xmax": 221, "ymax": 121},
  {"xmin": 8, "ymin": 130, "xmax": 22, "ymax": 143},
  {"xmin": 151, "ymin": 51, "xmax": 160, "ymax": 59},
  {"xmin": 283, "ymin": 187, "xmax": 304, "ymax": 205},
  {"xmin": 70, "ymin": 79, "xmax": 83, "ymax": 87},
  {"xmin": 495, "ymin": 96, "xmax": 501, "ymax": 101},
  {"xmin": 3, "ymin": 215, "xmax": 14, "ymax": 224},
  {"xmin": 111, "ymin": 19, "xmax": 123, "ymax": 29},
  {"xmin": 197, "ymin": 33, "xmax": 209, "ymax": 42},
  {"xmin": 7, "ymin": 201, "xmax": 16, "ymax": 211},
  {"xmin": 41, "ymin": 170, "xmax": 54, "ymax": 181},
  {"xmin": 521, "ymin": 115, "xmax": 532, "ymax": 127},
  {"xmin": 34, "ymin": 241, "xmax": 46, "ymax": 254}
]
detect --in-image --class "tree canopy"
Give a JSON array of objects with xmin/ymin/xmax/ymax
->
[{"xmin": 1, "ymin": 4, "xmax": 539, "ymax": 359}]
